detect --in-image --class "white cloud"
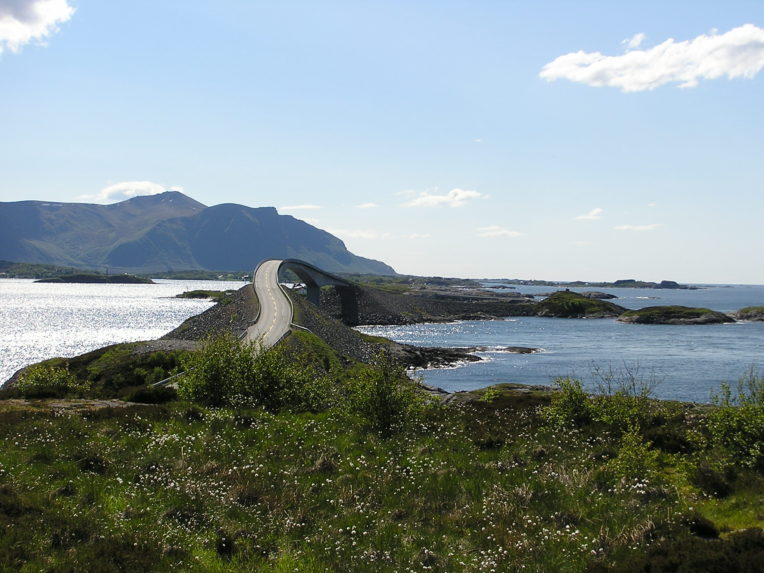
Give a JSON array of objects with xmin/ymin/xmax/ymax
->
[
  {"xmin": 622, "ymin": 32, "xmax": 646, "ymax": 50},
  {"xmin": 0, "ymin": 0, "xmax": 74, "ymax": 54},
  {"xmin": 647, "ymin": 202, "xmax": 657, "ymax": 207},
  {"xmin": 540, "ymin": 24, "xmax": 764, "ymax": 92},
  {"xmin": 279, "ymin": 204, "xmax": 322, "ymax": 212},
  {"xmin": 79, "ymin": 181, "xmax": 183, "ymax": 204},
  {"xmin": 408, "ymin": 233, "xmax": 431, "ymax": 239},
  {"xmin": 614, "ymin": 223, "xmax": 661, "ymax": 231},
  {"xmin": 576, "ymin": 207, "xmax": 603, "ymax": 220},
  {"xmin": 404, "ymin": 188, "xmax": 484, "ymax": 208},
  {"xmin": 354, "ymin": 202, "xmax": 378, "ymax": 209},
  {"xmin": 477, "ymin": 225, "xmax": 522, "ymax": 238},
  {"xmin": 328, "ymin": 228, "xmax": 389, "ymax": 240}
]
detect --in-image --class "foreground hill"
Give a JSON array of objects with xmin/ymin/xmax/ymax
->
[{"xmin": 0, "ymin": 191, "xmax": 395, "ymax": 275}]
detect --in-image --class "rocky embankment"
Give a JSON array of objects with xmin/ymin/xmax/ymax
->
[
  {"xmin": 320, "ymin": 285, "xmax": 536, "ymax": 325},
  {"xmin": 162, "ymin": 284, "xmax": 259, "ymax": 341},
  {"xmin": 287, "ymin": 291, "xmax": 535, "ymax": 369}
]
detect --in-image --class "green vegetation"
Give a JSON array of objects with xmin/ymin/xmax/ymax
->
[
  {"xmin": 14, "ymin": 364, "xmax": 91, "ymax": 398},
  {"xmin": 535, "ymin": 291, "xmax": 625, "ymax": 317},
  {"xmin": 619, "ymin": 305, "xmax": 734, "ymax": 324},
  {"xmin": 2, "ymin": 343, "xmax": 188, "ymax": 400},
  {"xmin": 1, "ymin": 337, "xmax": 762, "ymax": 571},
  {"xmin": 736, "ymin": 306, "xmax": 764, "ymax": 321},
  {"xmin": 177, "ymin": 333, "xmax": 338, "ymax": 413}
]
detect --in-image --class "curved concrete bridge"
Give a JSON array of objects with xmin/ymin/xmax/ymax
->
[{"xmin": 245, "ymin": 258, "xmax": 358, "ymax": 348}]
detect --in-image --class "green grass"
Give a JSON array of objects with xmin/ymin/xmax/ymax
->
[
  {"xmin": 1, "ymin": 379, "xmax": 762, "ymax": 571},
  {"xmin": 0, "ymin": 343, "xmax": 189, "ymax": 400},
  {"xmin": 3, "ymin": 336, "xmax": 762, "ymax": 571},
  {"xmin": 738, "ymin": 306, "xmax": 764, "ymax": 313}
]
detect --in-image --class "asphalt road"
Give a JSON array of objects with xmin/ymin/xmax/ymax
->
[{"xmin": 245, "ymin": 260, "xmax": 292, "ymax": 348}]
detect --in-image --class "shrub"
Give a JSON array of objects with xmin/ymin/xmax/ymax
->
[
  {"xmin": 15, "ymin": 364, "xmax": 90, "ymax": 398},
  {"xmin": 703, "ymin": 369, "xmax": 764, "ymax": 469},
  {"xmin": 344, "ymin": 352, "xmax": 429, "ymax": 437},
  {"xmin": 608, "ymin": 423, "xmax": 660, "ymax": 482},
  {"xmin": 177, "ymin": 332, "xmax": 338, "ymax": 412},
  {"xmin": 589, "ymin": 362, "xmax": 660, "ymax": 432},
  {"xmin": 542, "ymin": 377, "xmax": 592, "ymax": 427}
]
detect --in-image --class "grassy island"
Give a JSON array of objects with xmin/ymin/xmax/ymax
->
[
  {"xmin": 535, "ymin": 291, "xmax": 626, "ymax": 318},
  {"xmin": 618, "ymin": 306, "xmax": 735, "ymax": 325},
  {"xmin": 735, "ymin": 306, "xmax": 764, "ymax": 321}
]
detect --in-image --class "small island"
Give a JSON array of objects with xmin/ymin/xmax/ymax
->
[
  {"xmin": 35, "ymin": 273, "xmax": 154, "ymax": 284},
  {"xmin": 735, "ymin": 306, "xmax": 764, "ymax": 321},
  {"xmin": 618, "ymin": 305, "xmax": 735, "ymax": 325},
  {"xmin": 175, "ymin": 290, "xmax": 235, "ymax": 303},
  {"xmin": 534, "ymin": 291, "xmax": 626, "ymax": 318}
]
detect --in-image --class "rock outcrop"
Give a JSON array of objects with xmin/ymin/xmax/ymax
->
[
  {"xmin": 618, "ymin": 306, "xmax": 735, "ymax": 325},
  {"xmin": 534, "ymin": 291, "xmax": 626, "ymax": 318},
  {"xmin": 734, "ymin": 306, "xmax": 764, "ymax": 321}
]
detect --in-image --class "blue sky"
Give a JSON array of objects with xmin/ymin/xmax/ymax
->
[{"xmin": 2, "ymin": 1, "xmax": 763, "ymax": 283}]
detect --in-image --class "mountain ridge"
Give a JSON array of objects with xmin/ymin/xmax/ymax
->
[{"xmin": 0, "ymin": 192, "xmax": 396, "ymax": 275}]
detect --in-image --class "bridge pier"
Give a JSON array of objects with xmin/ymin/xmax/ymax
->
[{"xmin": 274, "ymin": 259, "xmax": 359, "ymax": 326}]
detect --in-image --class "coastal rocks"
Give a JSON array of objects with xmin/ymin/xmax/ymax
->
[
  {"xmin": 393, "ymin": 345, "xmax": 542, "ymax": 369},
  {"xmin": 162, "ymin": 284, "xmax": 259, "ymax": 341},
  {"xmin": 534, "ymin": 291, "xmax": 626, "ymax": 318},
  {"xmin": 394, "ymin": 346, "xmax": 482, "ymax": 369},
  {"xmin": 580, "ymin": 291, "xmax": 617, "ymax": 299},
  {"xmin": 734, "ymin": 306, "xmax": 764, "ymax": 321},
  {"xmin": 618, "ymin": 306, "xmax": 735, "ymax": 325},
  {"xmin": 467, "ymin": 346, "xmax": 542, "ymax": 354}
]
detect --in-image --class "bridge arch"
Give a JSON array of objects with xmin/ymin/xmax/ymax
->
[{"xmin": 262, "ymin": 258, "xmax": 359, "ymax": 326}]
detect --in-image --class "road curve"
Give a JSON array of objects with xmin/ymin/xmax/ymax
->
[{"xmin": 245, "ymin": 260, "xmax": 293, "ymax": 348}]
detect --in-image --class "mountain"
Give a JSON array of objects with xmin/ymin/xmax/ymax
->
[{"xmin": 0, "ymin": 192, "xmax": 396, "ymax": 275}]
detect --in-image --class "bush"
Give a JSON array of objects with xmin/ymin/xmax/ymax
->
[
  {"xmin": 15, "ymin": 364, "xmax": 90, "ymax": 398},
  {"xmin": 589, "ymin": 363, "xmax": 659, "ymax": 432},
  {"xmin": 344, "ymin": 352, "xmax": 429, "ymax": 437},
  {"xmin": 703, "ymin": 369, "xmax": 764, "ymax": 469},
  {"xmin": 177, "ymin": 332, "xmax": 338, "ymax": 412},
  {"xmin": 608, "ymin": 423, "xmax": 660, "ymax": 482},
  {"xmin": 542, "ymin": 377, "xmax": 592, "ymax": 427}
]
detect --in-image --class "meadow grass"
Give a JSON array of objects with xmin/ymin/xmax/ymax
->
[{"xmin": 1, "ymin": 341, "xmax": 763, "ymax": 571}]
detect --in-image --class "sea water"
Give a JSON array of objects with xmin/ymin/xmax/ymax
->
[
  {"xmin": 356, "ymin": 284, "xmax": 764, "ymax": 403},
  {"xmin": 2, "ymin": 279, "xmax": 762, "ymax": 403},
  {"xmin": 0, "ymin": 279, "xmax": 246, "ymax": 383}
]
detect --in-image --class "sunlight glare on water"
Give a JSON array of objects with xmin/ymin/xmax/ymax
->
[{"xmin": 0, "ymin": 279, "xmax": 246, "ymax": 382}]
